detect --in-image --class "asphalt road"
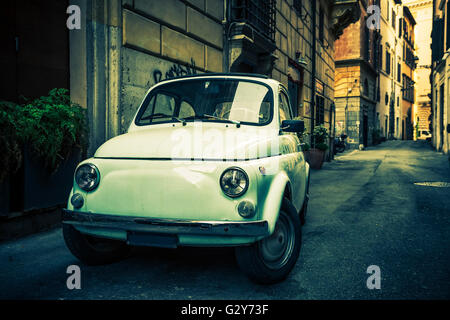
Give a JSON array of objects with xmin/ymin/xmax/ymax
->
[{"xmin": 1, "ymin": 140, "xmax": 449, "ymax": 299}]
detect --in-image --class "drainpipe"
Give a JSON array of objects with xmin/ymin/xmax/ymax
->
[
  {"xmin": 222, "ymin": 0, "xmax": 229, "ymax": 72},
  {"xmin": 311, "ymin": 0, "xmax": 317, "ymax": 142}
]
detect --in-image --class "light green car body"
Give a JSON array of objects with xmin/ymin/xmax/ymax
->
[{"xmin": 66, "ymin": 75, "xmax": 310, "ymax": 247}]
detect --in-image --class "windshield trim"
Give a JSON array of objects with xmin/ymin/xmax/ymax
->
[{"xmin": 134, "ymin": 78, "xmax": 274, "ymax": 127}]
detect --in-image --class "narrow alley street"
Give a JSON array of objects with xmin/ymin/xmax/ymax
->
[{"xmin": 1, "ymin": 140, "xmax": 449, "ymax": 299}]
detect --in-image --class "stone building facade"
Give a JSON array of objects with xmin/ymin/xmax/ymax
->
[
  {"xmin": 69, "ymin": 0, "xmax": 360, "ymax": 156},
  {"xmin": 431, "ymin": 0, "xmax": 450, "ymax": 154},
  {"xmin": 334, "ymin": 0, "xmax": 418, "ymax": 146},
  {"xmin": 403, "ymin": 0, "xmax": 432, "ymax": 137},
  {"xmin": 400, "ymin": 6, "xmax": 416, "ymax": 140},
  {"xmin": 334, "ymin": 0, "xmax": 380, "ymax": 148},
  {"xmin": 378, "ymin": 0, "xmax": 405, "ymax": 141}
]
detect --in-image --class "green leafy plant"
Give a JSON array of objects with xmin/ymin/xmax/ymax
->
[
  {"xmin": 16, "ymin": 88, "xmax": 88, "ymax": 171},
  {"xmin": 294, "ymin": 117, "xmax": 310, "ymax": 152},
  {"xmin": 301, "ymin": 142, "xmax": 311, "ymax": 152},
  {"xmin": 311, "ymin": 125, "xmax": 329, "ymax": 150},
  {"xmin": 0, "ymin": 101, "xmax": 23, "ymax": 182},
  {"xmin": 0, "ymin": 89, "xmax": 88, "ymax": 179}
]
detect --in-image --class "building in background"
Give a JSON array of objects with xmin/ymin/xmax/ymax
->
[
  {"xmin": 401, "ymin": 5, "xmax": 416, "ymax": 140},
  {"xmin": 378, "ymin": 0, "xmax": 405, "ymax": 141},
  {"xmin": 403, "ymin": 0, "xmax": 433, "ymax": 139},
  {"xmin": 431, "ymin": 0, "xmax": 450, "ymax": 154},
  {"xmin": 334, "ymin": 0, "xmax": 381, "ymax": 148}
]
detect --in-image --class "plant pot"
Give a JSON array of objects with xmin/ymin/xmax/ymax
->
[
  {"xmin": 22, "ymin": 146, "xmax": 82, "ymax": 211},
  {"xmin": 308, "ymin": 148, "xmax": 325, "ymax": 169},
  {"xmin": 0, "ymin": 178, "xmax": 10, "ymax": 216}
]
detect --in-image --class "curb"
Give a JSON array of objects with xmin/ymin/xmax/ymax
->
[{"xmin": 0, "ymin": 206, "xmax": 63, "ymax": 242}]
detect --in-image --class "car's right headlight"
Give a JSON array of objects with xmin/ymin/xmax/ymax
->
[
  {"xmin": 75, "ymin": 163, "xmax": 100, "ymax": 191},
  {"xmin": 220, "ymin": 167, "xmax": 249, "ymax": 198}
]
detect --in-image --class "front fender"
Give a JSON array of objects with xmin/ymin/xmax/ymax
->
[{"xmin": 260, "ymin": 171, "xmax": 290, "ymax": 234}]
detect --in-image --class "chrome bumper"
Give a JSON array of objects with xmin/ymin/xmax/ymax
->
[{"xmin": 62, "ymin": 209, "xmax": 270, "ymax": 237}]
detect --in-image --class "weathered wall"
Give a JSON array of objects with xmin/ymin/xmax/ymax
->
[{"xmin": 119, "ymin": 0, "xmax": 224, "ymax": 133}]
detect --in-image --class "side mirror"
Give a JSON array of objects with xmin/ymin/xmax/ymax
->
[{"xmin": 281, "ymin": 120, "xmax": 304, "ymax": 133}]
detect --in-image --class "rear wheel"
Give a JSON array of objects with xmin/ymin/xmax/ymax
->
[
  {"xmin": 63, "ymin": 224, "xmax": 130, "ymax": 265},
  {"xmin": 235, "ymin": 198, "xmax": 302, "ymax": 284}
]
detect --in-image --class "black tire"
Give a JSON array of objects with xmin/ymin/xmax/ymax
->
[
  {"xmin": 63, "ymin": 224, "xmax": 130, "ymax": 265},
  {"xmin": 235, "ymin": 198, "xmax": 302, "ymax": 284},
  {"xmin": 299, "ymin": 197, "xmax": 308, "ymax": 226},
  {"xmin": 300, "ymin": 174, "xmax": 310, "ymax": 226},
  {"xmin": 336, "ymin": 145, "xmax": 345, "ymax": 153}
]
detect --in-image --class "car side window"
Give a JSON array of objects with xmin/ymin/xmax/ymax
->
[
  {"xmin": 151, "ymin": 93, "xmax": 176, "ymax": 123},
  {"xmin": 279, "ymin": 92, "xmax": 292, "ymax": 124},
  {"xmin": 179, "ymin": 100, "xmax": 195, "ymax": 118}
]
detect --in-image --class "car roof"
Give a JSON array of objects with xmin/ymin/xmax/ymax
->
[{"xmin": 155, "ymin": 73, "xmax": 279, "ymax": 86}]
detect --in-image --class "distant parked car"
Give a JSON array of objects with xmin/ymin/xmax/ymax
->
[
  {"xmin": 418, "ymin": 130, "xmax": 432, "ymax": 140},
  {"xmin": 62, "ymin": 73, "xmax": 310, "ymax": 284}
]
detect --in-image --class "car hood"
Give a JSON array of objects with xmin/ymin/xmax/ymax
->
[{"xmin": 94, "ymin": 124, "xmax": 285, "ymax": 160}]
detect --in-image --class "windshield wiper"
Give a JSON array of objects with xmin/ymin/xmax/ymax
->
[
  {"xmin": 181, "ymin": 114, "xmax": 241, "ymax": 127},
  {"xmin": 202, "ymin": 114, "xmax": 241, "ymax": 127},
  {"xmin": 141, "ymin": 113, "xmax": 186, "ymax": 126}
]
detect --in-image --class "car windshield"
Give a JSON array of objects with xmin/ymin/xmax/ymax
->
[{"xmin": 135, "ymin": 79, "xmax": 273, "ymax": 126}]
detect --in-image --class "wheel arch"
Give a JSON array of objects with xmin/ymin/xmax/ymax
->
[{"xmin": 260, "ymin": 171, "xmax": 291, "ymax": 234}]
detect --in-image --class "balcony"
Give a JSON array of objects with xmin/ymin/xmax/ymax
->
[
  {"xmin": 230, "ymin": 0, "xmax": 276, "ymax": 42},
  {"xmin": 228, "ymin": 0, "xmax": 277, "ymax": 73},
  {"xmin": 331, "ymin": 0, "xmax": 361, "ymax": 39}
]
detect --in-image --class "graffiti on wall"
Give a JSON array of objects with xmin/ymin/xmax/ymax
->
[{"xmin": 153, "ymin": 58, "xmax": 197, "ymax": 84}]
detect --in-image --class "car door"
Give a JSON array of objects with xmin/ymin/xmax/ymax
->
[{"xmin": 278, "ymin": 87, "xmax": 305, "ymax": 211}]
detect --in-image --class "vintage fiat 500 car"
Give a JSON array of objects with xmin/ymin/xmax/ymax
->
[{"xmin": 63, "ymin": 73, "xmax": 310, "ymax": 284}]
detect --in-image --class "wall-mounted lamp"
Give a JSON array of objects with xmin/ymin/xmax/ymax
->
[{"xmin": 295, "ymin": 51, "xmax": 308, "ymax": 68}]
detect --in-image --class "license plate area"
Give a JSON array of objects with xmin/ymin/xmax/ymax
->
[{"xmin": 127, "ymin": 232, "xmax": 178, "ymax": 248}]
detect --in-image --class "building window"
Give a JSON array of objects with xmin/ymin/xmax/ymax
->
[
  {"xmin": 392, "ymin": 10, "xmax": 396, "ymax": 30},
  {"xmin": 385, "ymin": 50, "xmax": 391, "ymax": 74},
  {"xmin": 387, "ymin": 0, "xmax": 389, "ymax": 21},
  {"xmin": 230, "ymin": 0, "xmax": 276, "ymax": 41},
  {"xmin": 319, "ymin": 6, "xmax": 324, "ymax": 43},
  {"xmin": 364, "ymin": 19, "xmax": 370, "ymax": 61},
  {"xmin": 293, "ymin": 0, "xmax": 302, "ymax": 16},
  {"xmin": 316, "ymin": 95, "xmax": 325, "ymax": 125},
  {"xmin": 397, "ymin": 63, "xmax": 401, "ymax": 82},
  {"xmin": 399, "ymin": 18, "xmax": 402, "ymax": 37},
  {"xmin": 396, "ymin": 117, "xmax": 399, "ymax": 134},
  {"xmin": 402, "ymin": 74, "xmax": 414, "ymax": 102}
]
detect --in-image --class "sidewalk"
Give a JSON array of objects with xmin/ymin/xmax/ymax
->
[{"xmin": 331, "ymin": 146, "xmax": 360, "ymax": 161}]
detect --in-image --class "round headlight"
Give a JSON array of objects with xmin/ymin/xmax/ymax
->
[
  {"xmin": 220, "ymin": 167, "xmax": 249, "ymax": 198},
  {"xmin": 75, "ymin": 163, "xmax": 100, "ymax": 191}
]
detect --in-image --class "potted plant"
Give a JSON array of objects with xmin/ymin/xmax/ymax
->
[
  {"xmin": 309, "ymin": 125, "xmax": 329, "ymax": 169},
  {"xmin": 1, "ymin": 89, "xmax": 88, "ymax": 212}
]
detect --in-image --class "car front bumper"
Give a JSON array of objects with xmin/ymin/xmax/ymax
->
[{"xmin": 62, "ymin": 209, "xmax": 270, "ymax": 247}]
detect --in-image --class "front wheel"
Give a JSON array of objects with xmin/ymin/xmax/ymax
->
[
  {"xmin": 235, "ymin": 198, "xmax": 302, "ymax": 284},
  {"xmin": 63, "ymin": 224, "xmax": 130, "ymax": 265}
]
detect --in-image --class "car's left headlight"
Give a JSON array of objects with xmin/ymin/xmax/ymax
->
[
  {"xmin": 75, "ymin": 163, "xmax": 100, "ymax": 191},
  {"xmin": 220, "ymin": 167, "xmax": 249, "ymax": 198}
]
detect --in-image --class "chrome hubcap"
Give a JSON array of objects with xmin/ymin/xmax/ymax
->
[{"xmin": 259, "ymin": 211, "xmax": 295, "ymax": 270}]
